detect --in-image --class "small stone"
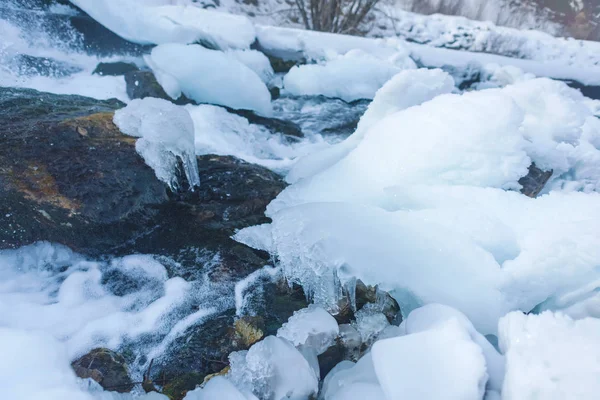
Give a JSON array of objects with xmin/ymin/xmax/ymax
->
[{"xmin": 233, "ymin": 316, "xmax": 265, "ymax": 348}]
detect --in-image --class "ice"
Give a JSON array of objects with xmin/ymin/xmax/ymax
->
[
  {"xmin": 113, "ymin": 97, "xmax": 200, "ymax": 191},
  {"xmin": 319, "ymin": 352, "xmax": 381, "ymax": 400},
  {"xmin": 227, "ymin": 49, "xmax": 274, "ymax": 84},
  {"xmin": 147, "ymin": 44, "xmax": 272, "ymax": 115},
  {"xmin": 228, "ymin": 336, "xmax": 319, "ymax": 400},
  {"xmin": 233, "ymin": 224, "xmax": 274, "ymax": 253},
  {"xmin": 371, "ymin": 318, "xmax": 488, "ymax": 400},
  {"xmin": 404, "ymin": 304, "xmax": 505, "ymax": 392},
  {"xmin": 283, "ymin": 49, "xmax": 416, "ymax": 102},
  {"xmin": 256, "ymin": 24, "xmax": 600, "ymax": 86},
  {"xmin": 499, "ymin": 311, "xmax": 600, "ymax": 400},
  {"xmin": 351, "ymin": 305, "xmax": 390, "ymax": 344},
  {"xmin": 186, "ymin": 104, "xmax": 330, "ymax": 172},
  {"xmin": 182, "ymin": 376, "xmax": 257, "ymax": 400},
  {"xmin": 277, "ymin": 305, "xmax": 339, "ymax": 355},
  {"xmin": 70, "ymin": 0, "xmax": 255, "ymax": 49},
  {"xmin": 259, "ymin": 78, "xmax": 600, "ymax": 334},
  {"xmin": 286, "ymin": 68, "xmax": 455, "ymax": 183},
  {"xmin": 328, "ymin": 383, "xmax": 386, "ymax": 400}
]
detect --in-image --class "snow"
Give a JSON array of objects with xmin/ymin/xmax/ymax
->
[
  {"xmin": 248, "ymin": 78, "xmax": 600, "ymax": 335},
  {"xmin": 499, "ymin": 311, "xmax": 600, "ymax": 400},
  {"xmin": 147, "ymin": 44, "xmax": 272, "ymax": 115},
  {"xmin": 183, "ymin": 376, "xmax": 257, "ymax": 400},
  {"xmin": 186, "ymin": 104, "xmax": 330, "ymax": 173},
  {"xmin": 283, "ymin": 48, "xmax": 416, "ymax": 102},
  {"xmin": 228, "ymin": 336, "xmax": 319, "ymax": 400},
  {"xmin": 69, "ymin": 0, "xmax": 256, "ymax": 49},
  {"xmin": 286, "ymin": 68, "xmax": 456, "ymax": 183},
  {"xmin": 113, "ymin": 97, "xmax": 200, "ymax": 191},
  {"xmin": 320, "ymin": 352, "xmax": 381, "ymax": 400},
  {"xmin": 256, "ymin": 24, "xmax": 600, "ymax": 86},
  {"xmin": 277, "ymin": 305, "xmax": 339, "ymax": 355},
  {"xmin": 381, "ymin": 8, "xmax": 600, "ymax": 68},
  {"xmin": 227, "ymin": 49, "xmax": 275, "ymax": 84},
  {"xmin": 371, "ymin": 318, "xmax": 488, "ymax": 400}
]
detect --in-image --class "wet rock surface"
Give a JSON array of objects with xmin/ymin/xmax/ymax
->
[
  {"xmin": 72, "ymin": 348, "xmax": 133, "ymax": 393},
  {"xmin": 93, "ymin": 61, "xmax": 140, "ymax": 76},
  {"xmin": 519, "ymin": 163, "xmax": 553, "ymax": 198},
  {"xmin": 0, "ymin": 87, "xmax": 286, "ymax": 258}
]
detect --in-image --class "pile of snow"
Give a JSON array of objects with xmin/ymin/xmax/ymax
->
[
  {"xmin": 183, "ymin": 376, "xmax": 257, "ymax": 400},
  {"xmin": 499, "ymin": 311, "xmax": 600, "ymax": 399},
  {"xmin": 283, "ymin": 48, "xmax": 416, "ymax": 102},
  {"xmin": 286, "ymin": 68, "xmax": 456, "ymax": 183},
  {"xmin": 236, "ymin": 78, "xmax": 600, "ymax": 334},
  {"xmin": 186, "ymin": 104, "xmax": 330, "ymax": 173},
  {"xmin": 70, "ymin": 0, "xmax": 256, "ymax": 49},
  {"xmin": 147, "ymin": 44, "xmax": 272, "ymax": 115},
  {"xmin": 114, "ymin": 97, "xmax": 200, "ymax": 191}
]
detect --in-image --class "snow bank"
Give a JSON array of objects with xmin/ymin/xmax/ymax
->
[
  {"xmin": 229, "ymin": 336, "xmax": 319, "ymax": 400},
  {"xmin": 70, "ymin": 0, "xmax": 255, "ymax": 49},
  {"xmin": 256, "ymin": 25, "xmax": 600, "ymax": 86},
  {"xmin": 227, "ymin": 49, "xmax": 274, "ymax": 84},
  {"xmin": 147, "ymin": 44, "xmax": 272, "ymax": 115},
  {"xmin": 114, "ymin": 97, "xmax": 200, "ymax": 191},
  {"xmin": 186, "ymin": 104, "xmax": 330, "ymax": 173},
  {"xmin": 283, "ymin": 48, "xmax": 416, "ymax": 102},
  {"xmin": 499, "ymin": 311, "xmax": 600, "ymax": 399},
  {"xmin": 384, "ymin": 9, "xmax": 600, "ymax": 68},
  {"xmin": 286, "ymin": 68, "xmax": 455, "ymax": 183}
]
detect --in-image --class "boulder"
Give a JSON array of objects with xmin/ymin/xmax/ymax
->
[
  {"xmin": 93, "ymin": 61, "xmax": 139, "ymax": 76},
  {"xmin": 519, "ymin": 163, "xmax": 553, "ymax": 198},
  {"xmin": 72, "ymin": 348, "xmax": 133, "ymax": 393}
]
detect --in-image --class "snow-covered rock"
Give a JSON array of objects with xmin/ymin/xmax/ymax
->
[
  {"xmin": 113, "ymin": 97, "xmax": 200, "ymax": 191},
  {"xmin": 70, "ymin": 0, "xmax": 255, "ymax": 49},
  {"xmin": 146, "ymin": 44, "xmax": 272, "ymax": 115},
  {"xmin": 499, "ymin": 311, "xmax": 600, "ymax": 400}
]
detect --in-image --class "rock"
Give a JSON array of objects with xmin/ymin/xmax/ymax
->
[
  {"xmin": 93, "ymin": 61, "xmax": 139, "ymax": 76},
  {"xmin": 72, "ymin": 348, "xmax": 133, "ymax": 393},
  {"xmin": 233, "ymin": 316, "xmax": 265, "ymax": 348},
  {"xmin": 0, "ymin": 87, "xmax": 285, "ymax": 259},
  {"xmin": 226, "ymin": 107, "xmax": 304, "ymax": 138},
  {"xmin": 10, "ymin": 54, "xmax": 83, "ymax": 77},
  {"xmin": 335, "ymin": 280, "xmax": 401, "ymax": 325},
  {"xmin": 317, "ymin": 324, "xmax": 361, "ymax": 379},
  {"xmin": 202, "ymin": 366, "xmax": 230, "ymax": 386},
  {"xmin": 267, "ymin": 54, "xmax": 303, "ymax": 74},
  {"xmin": 519, "ymin": 163, "xmax": 553, "ymax": 198},
  {"xmin": 269, "ymin": 86, "xmax": 281, "ymax": 100}
]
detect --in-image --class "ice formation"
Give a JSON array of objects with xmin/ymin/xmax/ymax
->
[
  {"xmin": 182, "ymin": 376, "xmax": 257, "ymax": 400},
  {"xmin": 499, "ymin": 311, "xmax": 600, "ymax": 399},
  {"xmin": 227, "ymin": 49, "xmax": 275, "ymax": 84},
  {"xmin": 113, "ymin": 97, "xmax": 200, "ymax": 191},
  {"xmin": 147, "ymin": 44, "xmax": 272, "ymax": 115},
  {"xmin": 186, "ymin": 104, "xmax": 330, "ymax": 172},
  {"xmin": 70, "ymin": 0, "xmax": 256, "ymax": 49},
  {"xmin": 277, "ymin": 305, "xmax": 339, "ymax": 354},
  {"xmin": 242, "ymin": 78, "xmax": 600, "ymax": 335},
  {"xmin": 286, "ymin": 68, "xmax": 456, "ymax": 183},
  {"xmin": 283, "ymin": 49, "xmax": 416, "ymax": 102},
  {"xmin": 228, "ymin": 336, "xmax": 319, "ymax": 400}
]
